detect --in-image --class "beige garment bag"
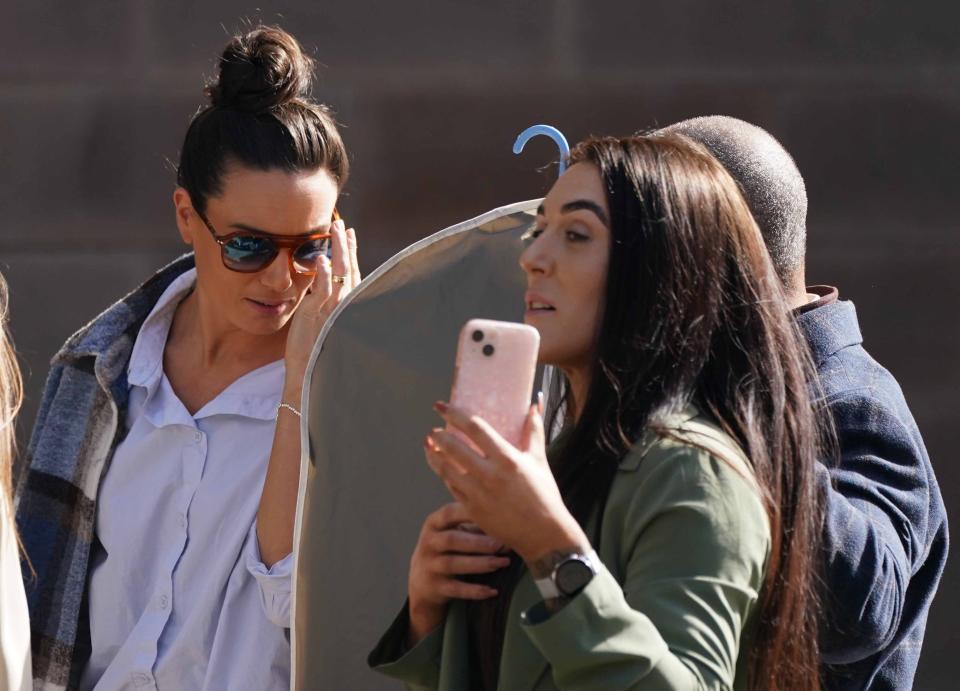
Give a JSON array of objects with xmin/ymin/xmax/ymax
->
[{"xmin": 292, "ymin": 199, "xmax": 540, "ymax": 690}]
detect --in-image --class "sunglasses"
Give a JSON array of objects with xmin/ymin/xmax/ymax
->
[{"xmin": 197, "ymin": 209, "xmax": 341, "ymax": 274}]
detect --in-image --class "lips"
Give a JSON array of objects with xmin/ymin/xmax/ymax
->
[
  {"xmin": 524, "ymin": 292, "xmax": 556, "ymax": 311},
  {"xmin": 245, "ymin": 297, "xmax": 294, "ymax": 315}
]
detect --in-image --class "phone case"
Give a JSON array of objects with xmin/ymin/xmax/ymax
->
[{"xmin": 448, "ymin": 319, "xmax": 540, "ymax": 448}]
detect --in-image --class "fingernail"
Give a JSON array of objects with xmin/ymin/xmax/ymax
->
[
  {"xmin": 536, "ymin": 391, "xmax": 544, "ymax": 414},
  {"xmin": 433, "ymin": 401, "xmax": 448, "ymax": 413}
]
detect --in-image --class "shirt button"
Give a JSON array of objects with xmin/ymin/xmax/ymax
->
[
  {"xmin": 159, "ymin": 595, "xmax": 169, "ymax": 610},
  {"xmin": 194, "ymin": 431, "xmax": 202, "ymax": 443},
  {"xmin": 178, "ymin": 514, "xmax": 187, "ymax": 529},
  {"xmin": 132, "ymin": 672, "xmax": 151, "ymax": 687}
]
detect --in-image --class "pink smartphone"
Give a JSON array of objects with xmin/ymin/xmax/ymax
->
[{"xmin": 448, "ymin": 319, "xmax": 540, "ymax": 448}]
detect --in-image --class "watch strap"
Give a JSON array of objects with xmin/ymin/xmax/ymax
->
[{"xmin": 533, "ymin": 574, "xmax": 562, "ymax": 600}]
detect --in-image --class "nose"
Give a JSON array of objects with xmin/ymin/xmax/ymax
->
[
  {"xmin": 519, "ymin": 231, "xmax": 552, "ymax": 278},
  {"xmin": 259, "ymin": 249, "xmax": 295, "ymax": 292}
]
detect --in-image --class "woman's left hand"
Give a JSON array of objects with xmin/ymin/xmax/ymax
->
[
  {"xmin": 425, "ymin": 402, "xmax": 590, "ymax": 565},
  {"xmin": 284, "ymin": 219, "xmax": 361, "ymax": 384},
  {"xmin": 257, "ymin": 219, "xmax": 360, "ymax": 566}
]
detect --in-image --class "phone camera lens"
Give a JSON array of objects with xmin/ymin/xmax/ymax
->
[
  {"xmin": 472, "ymin": 330, "xmax": 484, "ymax": 342},
  {"xmin": 482, "ymin": 344, "xmax": 495, "ymax": 357}
]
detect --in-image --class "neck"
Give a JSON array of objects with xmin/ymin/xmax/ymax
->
[
  {"xmin": 786, "ymin": 289, "xmax": 813, "ymax": 311},
  {"xmin": 784, "ymin": 269, "xmax": 810, "ymax": 311},
  {"xmin": 172, "ymin": 289, "xmax": 286, "ymax": 370},
  {"xmin": 563, "ymin": 366, "xmax": 591, "ymax": 422}
]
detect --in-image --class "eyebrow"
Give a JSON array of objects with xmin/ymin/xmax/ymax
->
[{"xmin": 535, "ymin": 200, "xmax": 609, "ymax": 227}]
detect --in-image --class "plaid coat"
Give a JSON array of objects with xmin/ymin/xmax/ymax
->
[
  {"xmin": 15, "ymin": 255, "xmax": 195, "ymax": 690},
  {"xmin": 800, "ymin": 300, "xmax": 949, "ymax": 690}
]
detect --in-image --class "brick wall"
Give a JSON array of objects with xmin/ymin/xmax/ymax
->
[{"xmin": 2, "ymin": 2, "xmax": 957, "ymax": 685}]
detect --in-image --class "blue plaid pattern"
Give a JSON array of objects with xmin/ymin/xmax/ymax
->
[
  {"xmin": 799, "ymin": 300, "xmax": 948, "ymax": 691},
  {"xmin": 15, "ymin": 255, "xmax": 195, "ymax": 690}
]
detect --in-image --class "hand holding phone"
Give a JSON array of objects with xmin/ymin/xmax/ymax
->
[{"xmin": 448, "ymin": 319, "xmax": 540, "ymax": 449}]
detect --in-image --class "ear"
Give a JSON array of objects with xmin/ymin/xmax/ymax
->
[{"xmin": 173, "ymin": 187, "xmax": 196, "ymax": 246}]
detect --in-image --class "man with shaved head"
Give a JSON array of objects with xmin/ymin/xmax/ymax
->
[{"xmin": 661, "ymin": 116, "xmax": 947, "ymax": 690}]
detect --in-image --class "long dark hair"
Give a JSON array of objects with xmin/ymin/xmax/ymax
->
[
  {"xmin": 176, "ymin": 25, "xmax": 349, "ymax": 213},
  {"xmin": 0, "ymin": 273, "xmax": 26, "ymax": 565},
  {"xmin": 471, "ymin": 134, "xmax": 825, "ymax": 691}
]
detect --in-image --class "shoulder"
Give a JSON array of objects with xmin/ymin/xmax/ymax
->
[
  {"xmin": 820, "ymin": 347, "xmax": 926, "ymax": 454},
  {"xmin": 800, "ymin": 300, "xmax": 914, "ymax": 418},
  {"xmin": 601, "ymin": 412, "xmax": 771, "ymax": 589},
  {"xmin": 794, "ymin": 295, "xmax": 921, "ymax": 432},
  {"xmin": 613, "ymin": 412, "xmax": 770, "ymax": 549},
  {"xmin": 622, "ymin": 411, "xmax": 756, "ymax": 491},
  {"xmin": 820, "ymin": 341, "xmax": 900, "ymax": 399},
  {"xmin": 53, "ymin": 254, "xmax": 195, "ymax": 366}
]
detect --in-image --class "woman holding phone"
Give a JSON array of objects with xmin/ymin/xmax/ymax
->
[
  {"xmin": 16, "ymin": 26, "xmax": 359, "ymax": 690},
  {"xmin": 370, "ymin": 135, "xmax": 827, "ymax": 690}
]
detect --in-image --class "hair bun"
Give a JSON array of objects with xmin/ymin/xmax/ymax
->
[{"xmin": 206, "ymin": 26, "xmax": 314, "ymax": 113}]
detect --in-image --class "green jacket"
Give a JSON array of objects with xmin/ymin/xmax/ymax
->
[{"xmin": 369, "ymin": 409, "xmax": 771, "ymax": 690}]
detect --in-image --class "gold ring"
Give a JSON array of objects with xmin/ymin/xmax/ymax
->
[{"xmin": 332, "ymin": 275, "xmax": 348, "ymax": 285}]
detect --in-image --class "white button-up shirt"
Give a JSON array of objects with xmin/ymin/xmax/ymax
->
[{"xmin": 81, "ymin": 268, "xmax": 293, "ymax": 690}]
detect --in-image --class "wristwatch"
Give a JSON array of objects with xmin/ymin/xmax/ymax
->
[{"xmin": 533, "ymin": 550, "xmax": 599, "ymax": 600}]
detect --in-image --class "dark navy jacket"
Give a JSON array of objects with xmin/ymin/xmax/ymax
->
[{"xmin": 797, "ymin": 298, "xmax": 948, "ymax": 690}]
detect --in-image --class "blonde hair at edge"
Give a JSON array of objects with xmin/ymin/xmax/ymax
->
[{"xmin": 0, "ymin": 274, "xmax": 22, "ymax": 521}]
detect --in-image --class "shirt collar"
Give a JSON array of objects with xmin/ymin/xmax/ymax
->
[
  {"xmin": 795, "ymin": 299, "xmax": 863, "ymax": 366},
  {"xmin": 125, "ymin": 267, "xmax": 286, "ymax": 424},
  {"xmin": 793, "ymin": 285, "xmax": 839, "ymax": 316},
  {"xmin": 193, "ymin": 360, "xmax": 285, "ymax": 421},
  {"xmin": 127, "ymin": 267, "xmax": 198, "ymax": 394}
]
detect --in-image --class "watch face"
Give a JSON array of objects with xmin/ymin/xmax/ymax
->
[{"xmin": 555, "ymin": 557, "xmax": 595, "ymax": 596}]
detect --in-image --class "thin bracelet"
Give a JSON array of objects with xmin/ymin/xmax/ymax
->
[{"xmin": 277, "ymin": 402, "xmax": 302, "ymax": 419}]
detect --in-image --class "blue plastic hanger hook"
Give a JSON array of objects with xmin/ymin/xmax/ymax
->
[{"xmin": 513, "ymin": 124, "xmax": 571, "ymax": 177}]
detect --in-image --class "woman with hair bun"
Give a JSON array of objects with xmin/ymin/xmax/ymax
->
[{"xmin": 16, "ymin": 26, "xmax": 358, "ymax": 690}]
